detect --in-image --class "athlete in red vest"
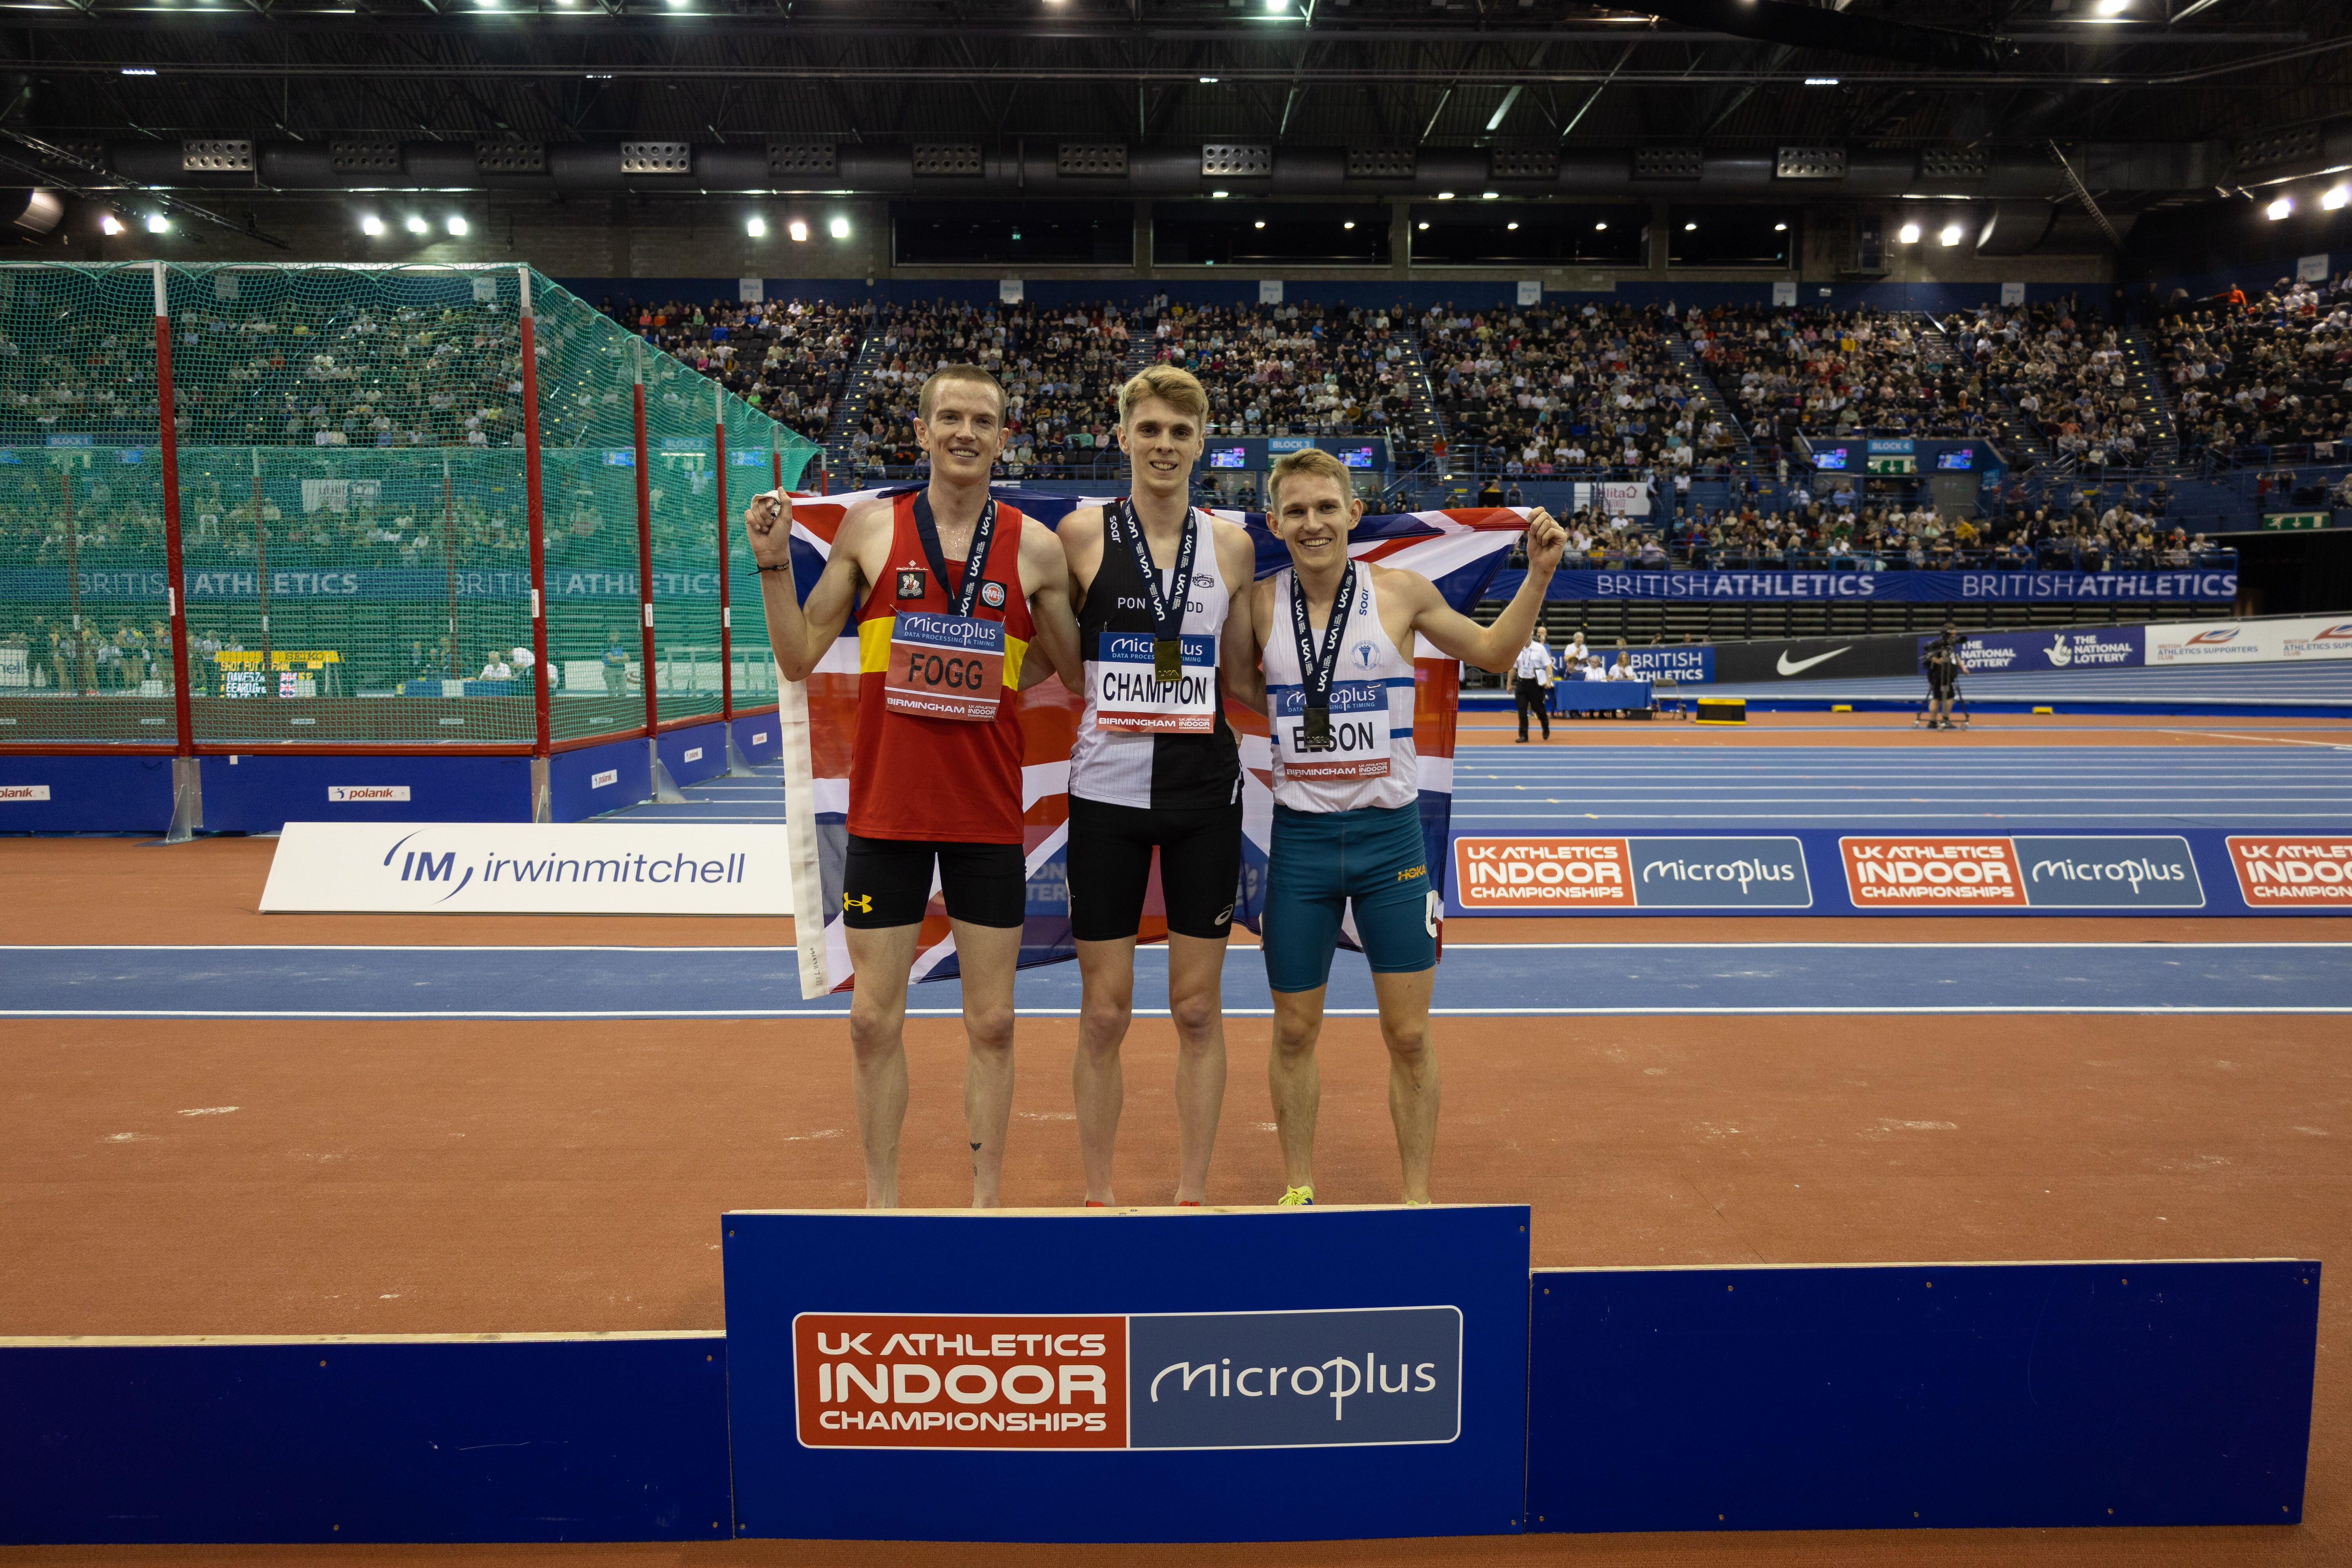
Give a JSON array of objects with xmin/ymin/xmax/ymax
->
[{"xmin": 743, "ymin": 365, "xmax": 1079, "ymax": 1208}]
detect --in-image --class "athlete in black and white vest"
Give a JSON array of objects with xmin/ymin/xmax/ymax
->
[{"xmin": 1056, "ymin": 364, "xmax": 1261, "ymax": 1207}]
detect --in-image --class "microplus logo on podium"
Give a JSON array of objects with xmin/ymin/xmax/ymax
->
[{"xmin": 793, "ymin": 1307, "xmax": 1461, "ymax": 1452}]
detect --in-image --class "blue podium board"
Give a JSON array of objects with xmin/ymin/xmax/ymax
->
[{"xmin": 721, "ymin": 1206, "xmax": 1532, "ymax": 1542}]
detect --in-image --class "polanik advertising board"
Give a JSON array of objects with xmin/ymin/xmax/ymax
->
[{"xmin": 721, "ymin": 1207, "xmax": 1529, "ymax": 1543}]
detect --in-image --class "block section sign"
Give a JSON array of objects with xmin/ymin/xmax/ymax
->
[
  {"xmin": 1841, "ymin": 838, "xmax": 2026, "ymax": 907},
  {"xmin": 2228, "ymin": 836, "xmax": 2352, "ymax": 906}
]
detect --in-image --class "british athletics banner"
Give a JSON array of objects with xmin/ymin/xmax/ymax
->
[
  {"xmin": 1483, "ymin": 569, "xmax": 2238, "ymax": 604},
  {"xmin": 777, "ymin": 487, "xmax": 1531, "ymax": 999}
]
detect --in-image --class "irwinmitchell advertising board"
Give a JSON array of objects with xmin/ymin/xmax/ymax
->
[
  {"xmin": 1448, "ymin": 829, "xmax": 2344, "ymax": 916},
  {"xmin": 722, "ymin": 1207, "xmax": 1530, "ymax": 1542},
  {"xmin": 260, "ymin": 822, "xmax": 793, "ymax": 914}
]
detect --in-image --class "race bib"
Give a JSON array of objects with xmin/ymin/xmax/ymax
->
[
  {"xmin": 885, "ymin": 610, "xmax": 1004, "ymax": 722},
  {"xmin": 1273, "ymin": 680, "xmax": 1391, "ymax": 780},
  {"xmin": 1095, "ymin": 631, "xmax": 1217, "ymax": 734}
]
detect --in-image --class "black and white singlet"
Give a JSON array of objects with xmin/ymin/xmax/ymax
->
[{"xmin": 1068, "ymin": 501, "xmax": 1241, "ymax": 811}]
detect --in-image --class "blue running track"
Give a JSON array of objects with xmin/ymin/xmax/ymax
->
[
  {"xmin": 1452, "ymin": 744, "xmax": 2352, "ymax": 830},
  {"xmin": 5, "ymin": 942, "xmax": 2346, "ymax": 1018},
  {"xmin": 1694, "ymin": 661, "xmax": 2352, "ymax": 710}
]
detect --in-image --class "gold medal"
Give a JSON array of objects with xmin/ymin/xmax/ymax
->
[{"xmin": 1153, "ymin": 636, "xmax": 1182, "ymax": 684}]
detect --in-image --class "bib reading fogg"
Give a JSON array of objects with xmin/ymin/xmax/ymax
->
[
  {"xmin": 1094, "ymin": 631, "xmax": 1218, "ymax": 734},
  {"xmin": 885, "ymin": 610, "xmax": 1005, "ymax": 722}
]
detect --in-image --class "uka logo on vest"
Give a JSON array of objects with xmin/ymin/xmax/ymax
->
[{"xmin": 792, "ymin": 1305, "xmax": 1462, "ymax": 1451}]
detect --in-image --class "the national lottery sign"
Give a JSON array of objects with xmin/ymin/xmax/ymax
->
[{"xmin": 792, "ymin": 1307, "xmax": 1463, "ymax": 1452}]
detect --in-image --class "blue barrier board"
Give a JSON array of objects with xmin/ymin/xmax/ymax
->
[
  {"xmin": 198, "ymin": 752, "xmax": 533, "ymax": 835},
  {"xmin": 0, "ymin": 1333, "xmax": 733, "ymax": 1544},
  {"xmin": 1527, "ymin": 1260, "xmax": 2319, "ymax": 1532},
  {"xmin": 1448, "ymin": 827, "xmax": 2350, "ymax": 917},
  {"xmin": 721, "ymin": 1207, "xmax": 1531, "ymax": 1542},
  {"xmin": 0, "ymin": 752, "xmax": 174, "ymax": 832}
]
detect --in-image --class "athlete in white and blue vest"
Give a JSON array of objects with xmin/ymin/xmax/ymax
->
[
  {"xmin": 1236, "ymin": 447, "xmax": 1567, "ymax": 1206},
  {"xmin": 1056, "ymin": 365, "xmax": 1260, "ymax": 1207}
]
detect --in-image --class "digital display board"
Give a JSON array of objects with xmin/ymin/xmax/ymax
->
[
  {"xmin": 1338, "ymin": 446, "xmax": 1377, "ymax": 469},
  {"xmin": 1207, "ymin": 446, "xmax": 1249, "ymax": 470},
  {"xmin": 1936, "ymin": 450, "xmax": 1975, "ymax": 470},
  {"xmin": 1813, "ymin": 449, "xmax": 1849, "ymax": 470}
]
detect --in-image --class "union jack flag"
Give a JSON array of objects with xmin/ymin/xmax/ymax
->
[{"xmin": 773, "ymin": 486, "xmax": 1530, "ymax": 1000}]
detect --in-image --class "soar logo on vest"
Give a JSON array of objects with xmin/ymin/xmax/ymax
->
[
  {"xmin": 793, "ymin": 1307, "xmax": 1460, "ymax": 1451},
  {"xmin": 1451, "ymin": 835, "xmax": 1806, "ymax": 910}
]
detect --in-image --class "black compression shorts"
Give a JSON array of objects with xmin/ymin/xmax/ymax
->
[
  {"xmin": 841, "ymin": 835, "xmax": 1027, "ymax": 929},
  {"xmin": 1067, "ymin": 795, "xmax": 1244, "ymax": 943}
]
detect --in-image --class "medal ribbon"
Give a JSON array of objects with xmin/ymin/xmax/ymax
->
[
  {"xmin": 912, "ymin": 493, "xmax": 1000, "ymax": 617},
  {"xmin": 1118, "ymin": 498, "xmax": 1200, "ymax": 683},
  {"xmin": 1288, "ymin": 559, "xmax": 1357, "ymax": 729}
]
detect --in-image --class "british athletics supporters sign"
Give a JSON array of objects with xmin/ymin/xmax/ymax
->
[
  {"xmin": 1448, "ymin": 830, "xmax": 2347, "ymax": 917},
  {"xmin": 721, "ymin": 1207, "xmax": 1528, "ymax": 1542}
]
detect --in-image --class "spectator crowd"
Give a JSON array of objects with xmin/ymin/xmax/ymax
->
[
  {"xmin": 1684, "ymin": 304, "xmax": 1986, "ymax": 441},
  {"xmin": 2149, "ymin": 271, "xmax": 2352, "ymax": 465}
]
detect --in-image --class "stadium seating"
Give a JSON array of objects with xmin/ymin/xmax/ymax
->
[
  {"xmin": 1683, "ymin": 305, "xmax": 1987, "ymax": 441},
  {"xmin": 600, "ymin": 296, "xmax": 865, "ymax": 448},
  {"xmin": 2150, "ymin": 271, "xmax": 2352, "ymax": 465}
]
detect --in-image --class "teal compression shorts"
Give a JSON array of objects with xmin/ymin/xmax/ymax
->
[{"xmin": 1262, "ymin": 801, "xmax": 1439, "ymax": 993}]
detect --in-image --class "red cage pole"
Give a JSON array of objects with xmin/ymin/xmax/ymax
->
[
  {"xmin": 252, "ymin": 448, "xmax": 272, "ymax": 699},
  {"xmin": 714, "ymin": 382, "xmax": 731, "ymax": 725},
  {"xmin": 635, "ymin": 339, "xmax": 684, "ymax": 803},
  {"xmin": 713, "ymin": 383, "xmax": 754, "ymax": 776},
  {"xmin": 61, "ymin": 467, "xmax": 82, "ymax": 693},
  {"xmin": 518, "ymin": 267, "xmax": 552, "ymax": 818},
  {"xmin": 441, "ymin": 454, "xmax": 457, "ymax": 680},
  {"xmin": 152, "ymin": 260, "xmax": 199, "ymax": 840}
]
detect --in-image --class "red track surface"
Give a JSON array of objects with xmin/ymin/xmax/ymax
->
[{"xmin": 3, "ymin": 711, "xmax": 2345, "ymax": 1567}]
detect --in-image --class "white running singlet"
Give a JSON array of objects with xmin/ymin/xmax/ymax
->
[{"xmin": 1261, "ymin": 564, "xmax": 1419, "ymax": 814}]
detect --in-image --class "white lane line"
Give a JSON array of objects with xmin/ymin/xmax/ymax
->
[
  {"xmin": 7, "ymin": 1006, "xmax": 2345, "ymax": 1019},
  {"xmin": 14, "ymin": 942, "xmax": 2346, "ymax": 955}
]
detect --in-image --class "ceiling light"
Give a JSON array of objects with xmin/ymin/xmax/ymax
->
[
  {"xmin": 2325, "ymin": 186, "xmax": 2350, "ymax": 212},
  {"xmin": 405, "ymin": 214, "xmax": 429, "ymax": 234},
  {"xmin": 1212, "ymin": 190, "xmax": 1230, "ymax": 199},
  {"xmin": 1804, "ymin": 77, "xmax": 1838, "ymax": 86},
  {"xmin": 1898, "ymin": 222, "xmax": 1920, "ymax": 243},
  {"xmin": 745, "ymin": 216, "xmax": 766, "ymax": 237},
  {"xmin": 1773, "ymin": 221, "xmax": 1788, "ymax": 232},
  {"xmin": 1437, "ymin": 191, "xmax": 1455, "ymax": 200},
  {"xmin": 1506, "ymin": 221, "xmax": 1519, "ymax": 230},
  {"xmin": 1417, "ymin": 221, "xmax": 1429, "ymax": 230},
  {"xmin": 1199, "ymin": 76, "xmax": 1220, "ymax": 84},
  {"xmin": 1254, "ymin": 220, "xmax": 1265, "ymax": 229},
  {"xmin": 829, "ymin": 216, "xmax": 850, "ymax": 239},
  {"xmin": 1594, "ymin": 221, "xmax": 1607, "ymax": 231},
  {"xmin": 2096, "ymin": 0, "xmax": 2130, "ymax": 14},
  {"xmin": 788, "ymin": 219, "xmax": 809, "ymax": 242},
  {"xmin": 2266, "ymin": 196, "xmax": 2292, "ymax": 220},
  {"xmin": 1481, "ymin": 191, "xmax": 1499, "ymax": 200},
  {"xmin": 100, "ymin": 214, "xmax": 123, "ymax": 236},
  {"xmin": 121, "ymin": 67, "xmax": 158, "ymax": 76},
  {"xmin": 1342, "ymin": 220, "xmax": 1356, "ymax": 229},
  {"xmin": 1683, "ymin": 221, "xmax": 1697, "ymax": 231},
  {"xmin": 1263, "ymin": 0, "xmax": 1287, "ymax": 10},
  {"xmin": 145, "ymin": 214, "xmax": 169, "ymax": 234},
  {"xmin": 446, "ymin": 215, "xmax": 468, "ymax": 236},
  {"xmin": 360, "ymin": 214, "xmax": 384, "ymax": 237},
  {"xmin": 1939, "ymin": 223, "xmax": 1963, "ymax": 246}
]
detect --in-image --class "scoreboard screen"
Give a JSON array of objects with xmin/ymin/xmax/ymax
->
[
  {"xmin": 1935, "ymin": 450, "xmax": 1974, "ymax": 470},
  {"xmin": 1207, "ymin": 446, "xmax": 1249, "ymax": 470},
  {"xmin": 1812, "ymin": 449, "xmax": 1849, "ymax": 470}
]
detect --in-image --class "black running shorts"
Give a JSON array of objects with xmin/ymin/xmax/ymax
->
[
  {"xmin": 1067, "ymin": 795, "xmax": 1244, "ymax": 943},
  {"xmin": 841, "ymin": 835, "xmax": 1027, "ymax": 929}
]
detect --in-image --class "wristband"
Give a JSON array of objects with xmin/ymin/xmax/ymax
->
[{"xmin": 757, "ymin": 562, "xmax": 793, "ymax": 573}]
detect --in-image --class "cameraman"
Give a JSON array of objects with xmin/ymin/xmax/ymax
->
[{"xmin": 1922, "ymin": 619, "xmax": 1964, "ymax": 731}]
